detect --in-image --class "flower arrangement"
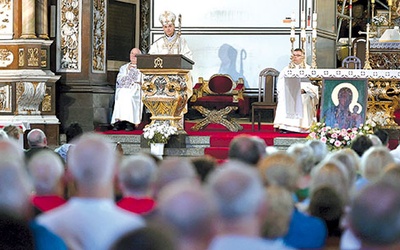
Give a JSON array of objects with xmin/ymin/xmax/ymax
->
[
  {"xmin": 372, "ymin": 15, "xmax": 388, "ymax": 27},
  {"xmin": 143, "ymin": 122, "xmax": 177, "ymax": 144},
  {"xmin": 307, "ymin": 121, "xmax": 375, "ymax": 151}
]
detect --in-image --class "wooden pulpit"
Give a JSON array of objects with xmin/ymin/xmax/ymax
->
[{"xmin": 137, "ymin": 54, "xmax": 194, "ymax": 133}]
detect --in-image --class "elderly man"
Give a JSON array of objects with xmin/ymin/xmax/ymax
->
[
  {"xmin": 111, "ymin": 48, "xmax": 144, "ymax": 131},
  {"xmin": 36, "ymin": 133, "xmax": 145, "ymax": 250}
]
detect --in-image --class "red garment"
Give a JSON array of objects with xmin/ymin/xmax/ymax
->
[
  {"xmin": 31, "ymin": 195, "xmax": 67, "ymax": 212},
  {"xmin": 117, "ymin": 196, "xmax": 156, "ymax": 215}
]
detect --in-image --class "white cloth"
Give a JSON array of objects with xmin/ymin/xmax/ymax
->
[
  {"xmin": 273, "ymin": 65, "xmax": 319, "ymax": 133},
  {"xmin": 149, "ymin": 33, "xmax": 193, "ymax": 60},
  {"xmin": 36, "ymin": 198, "xmax": 145, "ymax": 250},
  {"xmin": 111, "ymin": 63, "xmax": 143, "ymax": 125}
]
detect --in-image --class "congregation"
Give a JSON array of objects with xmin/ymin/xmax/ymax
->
[{"xmin": 1, "ymin": 125, "xmax": 400, "ymax": 250}]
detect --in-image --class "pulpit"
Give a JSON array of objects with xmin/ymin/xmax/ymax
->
[{"xmin": 137, "ymin": 54, "xmax": 194, "ymax": 133}]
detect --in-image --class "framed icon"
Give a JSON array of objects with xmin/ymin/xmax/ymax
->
[{"xmin": 320, "ymin": 78, "xmax": 368, "ymax": 129}]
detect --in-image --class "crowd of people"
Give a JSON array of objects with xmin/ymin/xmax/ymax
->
[{"xmin": 1, "ymin": 123, "xmax": 400, "ymax": 250}]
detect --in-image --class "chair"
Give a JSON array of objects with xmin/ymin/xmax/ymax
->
[
  {"xmin": 352, "ymin": 37, "xmax": 366, "ymax": 68},
  {"xmin": 341, "ymin": 56, "xmax": 362, "ymax": 69},
  {"xmin": 251, "ymin": 68, "xmax": 279, "ymax": 131},
  {"xmin": 189, "ymin": 74, "xmax": 245, "ymax": 132}
]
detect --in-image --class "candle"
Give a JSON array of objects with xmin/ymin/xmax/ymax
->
[
  {"xmin": 371, "ymin": 0, "xmax": 375, "ymax": 3},
  {"xmin": 291, "ymin": 12, "xmax": 295, "ymax": 28},
  {"xmin": 291, "ymin": 28, "xmax": 295, "ymax": 38},
  {"xmin": 313, "ymin": 12, "xmax": 317, "ymax": 28},
  {"xmin": 388, "ymin": 0, "xmax": 392, "ymax": 6},
  {"xmin": 301, "ymin": 10, "xmax": 305, "ymax": 28},
  {"xmin": 301, "ymin": 29, "xmax": 306, "ymax": 38}
]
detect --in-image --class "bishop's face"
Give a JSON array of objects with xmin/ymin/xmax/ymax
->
[
  {"xmin": 129, "ymin": 49, "xmax": 140, "ymax": 64},
  {"xmin": 163, "ymin": 23, "xmax": 175, "ymax": 37}
]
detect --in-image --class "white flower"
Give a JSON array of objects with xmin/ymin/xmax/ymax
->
[{"xmin": 143, "ymin": 122, "xmax": 177, "ymax": 144}]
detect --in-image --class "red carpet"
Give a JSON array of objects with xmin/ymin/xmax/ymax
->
[{"xmin": 102, "ymin": 121, "xmax": 308, "ymax": 161}]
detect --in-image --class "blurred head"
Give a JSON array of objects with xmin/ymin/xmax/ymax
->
[
  {"xmin": 27, "ymin": 129, "xmax": 47, "ymax": 148},
  {"xmin": 0, "ymin": 140, "xmax": 32, "ymax": 218},
  {"xmin": 65, "ymin": 123, "xmax": 83, "ymax": 143},
  {"xmin": 207, "ymin": 161, "xmax": 266, "ymax": 221},
  {"xmin": 287, "ymin": 143, "xmax": 315, "ymax": 175},
  {"xmin": 305, "ymin": 140, "xmax": 329, "ymax": 166},
  {"xmin": 310, "ymin": 160, "xmax": 350, "ymax": 205},
  {"xmin": 258, "ymin": 151, "xmax": 300, "ymax": 191},
  {"xmin": 129, "ymin": 48, "xmax": 141, "ymax": 65},
  {"xmin": 158, "ymin": 180, "xmax": 216, "ymax": 240},
  {"xmin": 327, "ymin": 148, "xmax": 360, "ymax": 186},
  {"xmin": 27, "ymin": 151, "xmax": 65, "ymax": 195},
  {"xmin": 262, "ymin": 185, "xmax": 293, "ymax": 239},
  {"xmin": 3, "ymin": 125, "xmax": 21, "ymax": 140},
  {"xmin": 68, "ymin": 133, "xmax": 117, "ymax": 191},
  {"xmin": 228, "ymin": 135, "xmax": 266, "ymax": 165},
  {"xmin": 153, "ymin": 157, "xmax": 197, "ymax": 198},
  {"xmin": 351, "ymin": 135, "xmax": 373, "ymax": 157},
  {"xmin": 118, "ymin": 154, "xmax": 157, "ymax": 195},
  {"xmin": 349, "ymin": 181, "xmax": 400, "ymax": 247},
  {"xmin": 360, "ymin": 146, "xmax": 395, "ymax": 181},
  {"xmin": 191, "ymin": 155, "xmax": 217, "ymax": 183}
]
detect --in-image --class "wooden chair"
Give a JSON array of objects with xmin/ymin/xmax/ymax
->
[
  {"xmin": 189, "ymin": 74, "xmax": 245, "ymax": 132},
  {"xmin": 251, "ymin": 68, "xmax": 279, "ymax": 131},
  {"xmin": 341, "ymin": 56, "xmax": 362, "ymax": 69}
]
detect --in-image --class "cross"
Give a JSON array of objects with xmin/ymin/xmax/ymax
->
[{"xmin": 358, "ymin": 23, "xmax": 377, "ymax": 70}]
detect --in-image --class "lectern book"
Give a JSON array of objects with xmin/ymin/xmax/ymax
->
[{"xmin": 136, "ymin": 54, "xmax": 194, "ymax": 70}]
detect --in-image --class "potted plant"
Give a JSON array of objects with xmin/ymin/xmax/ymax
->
[{"xmin": 143, "ymin": 122, "xmax": 177, "ymax": 157}]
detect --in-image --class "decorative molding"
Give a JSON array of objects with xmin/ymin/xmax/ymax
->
[
  {"xmin": 140, "ymin": 0, "xmax": 150, "ymax": 52},
  {"xmin": 0, "ymin": 83, "xmax": 12, "ymax": 112},
  {"xmin": 27, "ymin": 47, "xmax": 39, "ymax": 67},
  {"xmin": 0, "ymin": 0, "xmax": 13, "ymax": 40},
  {"xmin": 0, "ymin": 48, "xmax": 13, "ymax": 67},
  {"xmin": 92, "ymin": 0, "xmax": 106, "ymax": 73},
  {"xmin": 57, "ymin": 0, "xmax": 81, "ymax": 72},
  {"xmin": 16, "ymin": 81, "xmax": 46, "ymax": 115},
  {"xmin": 284, "ymin": 68, "xmax": 400, "ymax": 79}
]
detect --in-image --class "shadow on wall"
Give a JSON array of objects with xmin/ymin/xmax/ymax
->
[{"xmin": 218, "ymin": 43, "xmax": 247, "ymax": 86}]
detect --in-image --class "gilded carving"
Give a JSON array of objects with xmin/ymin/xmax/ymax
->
[
  {"xmin": 0, "ymin": 83, "xmax": 12, "ymax": 112},
  {"xmin": 0, "ymin": 48, "xmax": 13, "ymax": 67},
  {"xmin": 59, "ymin": 0, "xmax": 80, "ymax": 70},
  {"xmin": 41, "ymin": 48, "xmax": 47, "ymax": 68},
  {"xmin": 0, "ymin": 0, "xmax": 12, "ymax": 39},
  {"xmin": 41, "ymin": 86, "xmax": 52, "ymax": 112},
  {"xmin": 92, "ymin": 0, "xmax": 106, "ymax": 72},
  {"xmin": 16, "ymin": 81, "xmax": 46, "ymax": 115},
  {"xmin": 140, "ymin": 0, "xmax": 151, "ymax": 52},
  {"xmin": 18, "ymin": 48, "xmax": 24, "ymax": 67},
  {"xmin": 27, "ymin": 48, "xmax": 39, "ymax": 67},
  {"xmin": 141, "ymin": 73, "xmax": 189, "ymax": 131}
]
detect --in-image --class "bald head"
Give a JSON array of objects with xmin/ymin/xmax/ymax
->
[{"xmin": 27, "ymin": 129, "xmax": 47, "ymax": 148}]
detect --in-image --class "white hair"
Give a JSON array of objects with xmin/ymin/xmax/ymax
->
[
  {"xmin": 68, "ymin": 133, "xmax": 116, "ymax": 186},
  {"xmin": 27, "ymin": 151, "xmax": 64, "ymax": 195}
]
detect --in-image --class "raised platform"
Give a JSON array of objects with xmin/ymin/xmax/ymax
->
[{"xmin": 101, "ymin": 120, "xmax": 309, "ymax": 160}]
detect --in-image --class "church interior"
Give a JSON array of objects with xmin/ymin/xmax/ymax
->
[{"xmin": 0, "ymin": 0, "xmax": 400, "ymax": 147}]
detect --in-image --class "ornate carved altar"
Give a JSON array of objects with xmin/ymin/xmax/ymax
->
[
  {"xmin": 369, "ymin": 41, "xmax": 400, "ymax": 69},
  {"xmin": 137, "ymin": 54, "xmax": 194, "ymax": 133},
  {"xmin": 284, "ymin": 68, "xmax": 400, "ymax": 129}
]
